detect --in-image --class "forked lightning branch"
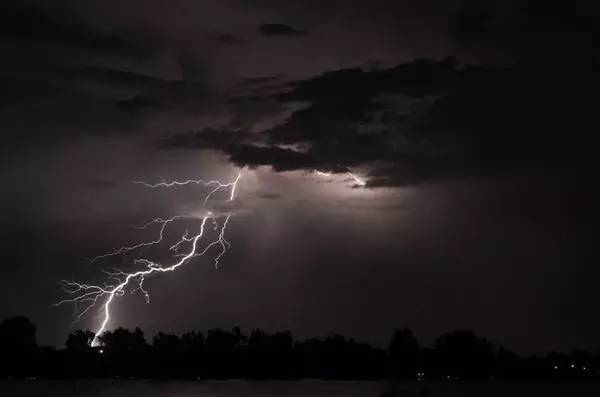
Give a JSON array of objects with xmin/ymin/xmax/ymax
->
[{"xmin": 56, "ymin": 173, "xmax": 242, "ymax": 347}]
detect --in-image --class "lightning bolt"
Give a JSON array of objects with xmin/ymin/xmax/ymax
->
[
  {"xmin": 132, "ymin": 173, "xmax": 241, "ymax": 204},
  {"xmin": 56, "ymin": 172, "xmax": 241, "ymax": 347},
  {"xmin": 346, "ymin": 172, "xmax": 366, "ymax": 187},
  {"xmin": 314, "ymin": 169, "xmax": 366, "ymax": 187}
]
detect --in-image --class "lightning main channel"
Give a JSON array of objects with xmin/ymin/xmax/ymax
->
[{"xmin": 56, "ymin": 172, "xmax": 241, "ymax": 347}]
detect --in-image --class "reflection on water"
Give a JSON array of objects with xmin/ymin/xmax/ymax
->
[{"xmin": 1, "ymin": 380, "xmax": 599, "ymax": 397}]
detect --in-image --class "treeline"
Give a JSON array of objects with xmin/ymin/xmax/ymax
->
[{"xmin": 0, "ymin": 316, "xmax": 598, "ymax": 380}]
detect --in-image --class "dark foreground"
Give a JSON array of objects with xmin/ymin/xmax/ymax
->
[
  {"xmin": 2, "ymin": 380, "xmax": 600, "ymax": 397},
  {"xmin": 3, "ymin": 317, "xmax": 599, "ymax": 381}
]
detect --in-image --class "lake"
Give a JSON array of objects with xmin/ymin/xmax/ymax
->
[{"xmin": 1, "ymin": 379, "xmax": 599, "ymax": 396}]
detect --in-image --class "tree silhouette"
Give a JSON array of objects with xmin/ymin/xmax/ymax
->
[
  {"xmin": 97, "ymin": 326, "xmax": 149, "ymax": 377},
  {"xmin": 1, "ymin": 315, "xmax": 599, "ymax": 380},
  {"xmin": 0, "ymin": 316, "xmax": 38, "ymax": 376},
  {"xmin": 203, "ymin": 327, "xmax": 245, "ymax": 378},
  {"xmin": 181, "ymin": 330, "xmax": 204, "ymax": 353},
  {"xmin": 433, "ymin": 330, "xmax": 495, "ymax": 378},
  {"xmin": 247, "ymin": 329, "xmax": 294, "ymax": 378},
  {"xmin": 65, "ymin": 330, "xmax": 95, "ymax": 352},
  {"xmin": 99, "ymin": 326, "xmax": 147, "ymax": 355},
  {"xmin": 389, "ymin": 328, "xmax": 420, "ymax": 377},
  {"xmin": 0, "ymin": 316, "xmax": 37, "ymax": 352}
]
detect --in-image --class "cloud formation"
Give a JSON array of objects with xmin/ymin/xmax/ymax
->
[
  {"xmin": 164, "ymin": 51, "xmax": 598, "ymax": 188},
  {"xmin": 259, "ymin": 23, "xmax": 306, "ymax": 36}
]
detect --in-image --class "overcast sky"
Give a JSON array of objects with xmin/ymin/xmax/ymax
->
[{"xmin": 0, "ymin": 0, "xmax": 598, "ymax": 354}]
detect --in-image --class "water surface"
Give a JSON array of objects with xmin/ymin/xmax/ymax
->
[{"xmin": 1, "ymin": 379, "xmax": 599, "ymax": 397}]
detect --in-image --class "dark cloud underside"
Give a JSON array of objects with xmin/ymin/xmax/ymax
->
[{"xmin": 259, "ymin": 23, "xmax": 306, "ymax": 36}]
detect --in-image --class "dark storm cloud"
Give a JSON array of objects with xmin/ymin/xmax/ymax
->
[
  {"xmin": 453, "ymin": 0, "xmax": 600, "ymax": 41},
  {"xmin": 238, "ymin": 75, "xmax": 284, "ymax": 87},
  {"xmin": 0, "ymin": 1, "xmax": 150, "ymax": 58},
  {"xmin": 0, "ymin": 0, "xmax": 460, "ymax": 143},
  {"xmin": 66, "ymin": 67, "xmax": 169, "ymax": 89},
  {"xmin": 162, "ymin": 128, "xmax": 319, "ymax": 172},
  {"xmin": 161, "ymin": 128, "xmax": 250, "ymax": 149},
  {"xmin": 206, "ymin": 31, "xmax": 244, "ymax": 45},
  {"xmin": 0, "ymin": 3, "xmax": 164, "ymax": 141},
  {"xmin": 115, "ymin": 95, "xmax": 162, "ymax": 112},
  {"xmin": 165, "ymin": 26, "xmax": 598, "ymax": 187},
  {"xmin": 65, "ymin": 66, "xmax": 212, "ymax": 109},
  {"xmin": 164, "ymin": 58, "xmax": 458, "ymax": 176},
  {"xmin": 0, "ymin": 69, "xmax": 178, "ymax": 141},
  {"xmin": 452, "ymin": 0, "xmax": 600, "ymax": 64},
  {"xmin": 1, "ymin": 61, "xmax": 227, "ymax": 142},
  {"xmin": 259, "ymin": 23, "xmax": 306, "ymax": 36},
  {"xmin": 0, "ymin": 74, "xmax": 57, "ymax": 107},
  {"xmin": 227, "ymin": 144, "xmax": 318, "ymax": 171}
]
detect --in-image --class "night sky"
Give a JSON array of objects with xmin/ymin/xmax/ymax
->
[{"xmin": 1, "ymin": 0, "xmax": 598, "ymax": 354}]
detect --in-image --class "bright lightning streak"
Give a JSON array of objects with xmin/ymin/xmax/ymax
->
[
  {"xmin": 89, "ymin": 215, "xmax": 190, "ymax": 264},
  {"xmin": 132, "ymin": 174, "xmax": 241, "ymax": 204},
  {"xmin": 314, "ymin": 169, "xmax": 367, "ymax": 187},
  {"xmin": 56, "ymin": 172, "xmax": 242, "ymax": 347},
  {"xmin": 347, "ymin": 172, "xmax": 366, "ymax": 187}
]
